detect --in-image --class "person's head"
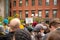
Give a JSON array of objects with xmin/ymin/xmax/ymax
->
[
  {"xmin": 49, "ymin": 18, "xmax": 60, "ymax": 31},
  {"xmin": 10, "ymin": 18, "xmax": 20, "ymax": 32},
  {"xmin": 32, "ymin": 21, "xmax": 38, "ymax": 27},
  {"xmin": 3, "ymin": 18, "xmax": 9, "ymax": 25},
  {"xmin": 46, "ymin": 28, "xmax": 60, "ymax": 40},
  {"xmin": 12, "ymin": 29, "xmax": 31, "ymax": 40},
  {"xmin": 34, "ymin": 24, "xmax": 47, "ymax": 33}
]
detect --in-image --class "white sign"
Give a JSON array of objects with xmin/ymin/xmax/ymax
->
[{"xmin": 25, "ymin": 18, "xmax": 33, "ymax": 24}]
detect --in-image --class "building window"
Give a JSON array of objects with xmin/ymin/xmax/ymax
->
[
  {"xmin": 13, "ymin": 0, "xmax": 16, "ymax": 7},
  {"xmin": 25, "ymin": 0, "xmax": 29, "ymax": 6},
  {"xmin": 38, "ymin": 10, "xmax": 42, "ymax": 17},
  {"xmin": 45, "ymin": 10, "xmax": 49, "ymax": 17},
  {"xmin": 25, "ymin": 11, "xmax": 29, "ymax": 17},
  {"xmin": 13, "ymin": 11, "xmax": 16, "ymax": 16},
  {"xmin": 19, "ymin": 11, "xmax": 22, "ymax": 19},
  {"xmin": 19, "ymin": 0, "xmax": 22, "ymax": 6},
  {"xmin": 46, "ymin": 0, "xmax": 49, "ymax": 6},
  {"xmin": 32, "ymin": 0, "xmax": 35, "ymax": 6},
  {"xmin": 54, "ymin": 0, "xmax": 57, "ymax": 6},
  {"xmin": 53, "ymin": 10, "xmax": 57, "ymax": 18},
  {"xmin": 38, "ymin": 0, "xmax": 42, "ymax": 6},
  {"xmin": 31, "ymin": 10, "xmax": 35, "ymax": 17}
]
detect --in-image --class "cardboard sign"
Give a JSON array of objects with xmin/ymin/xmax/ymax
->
[{"xmin": 25, "ymin": 18, "xmax": 33, "ymax": 24}]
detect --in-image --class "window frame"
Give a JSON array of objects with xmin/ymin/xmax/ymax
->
[
  {"xmin": 32, "ymin": 0, "xmax": 35, "ymax": 6},
  {"xmin": 38, "ymin": 10, "xmax": 42, "ymax": 17},
  {"xmin": 52, "ymin": 10, "xmax": 57, "ymax": 18},
  {"xmin": 31, "ymin": 10, "xmax": 35, "ymax": 17},
  {"xmin": 25, "ymin": 0, "xmax": 29, "ymax": 6},
  {"xmin": 25, "ymin": 10, "xmax": 29, "ymax": 18},
  {"xmin": 19, "ymin": 10, "xmax": 22, "ymax": 19},
  {"xmin": 13, "ymin": 11, "xmax": 16, "ymax": 16},
  {"xmin": 19, "ymin": 0, "xmax": 22, "ymax": 6},
  {"xmin": 13, "ymin": 0, "xmax": 16, "ymax": 7},
  {"xmin": 45, "ymin": 0, "xmax": 50, "ymax": 6},
  {"xmin": 38, "ymin": 0, "xmax": 42, "ymax": 6},
  {"xmin": 53, "ymin": 0, "xmax": 57, "ymax": 6},
  {"xmin": 45, "ymin": 10, "xmax": 49, "ymax": 17}
]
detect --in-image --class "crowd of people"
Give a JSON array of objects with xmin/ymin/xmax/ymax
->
[{"xmin": 0, "ymin": 18, "xmax": 60, "ymax": 40}]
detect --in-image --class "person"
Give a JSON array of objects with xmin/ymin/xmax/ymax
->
[
  {"xmin": 3, "ymin": 18, "xmax": 10, "ymax": 34},
  {"xmin": 46, "ymin": 28, "xmax": 60, "ymax": 40},
  {"xmin": 42, "ymin": 18, "xmax": 60, "ymax": 40},
  {"xmin": 32, "ymin": 21, "xmax": 38, "ymax": 28},
  {"xmin": 5, "ymin": 18, "xmax": 21, "ymax": 40},
  {"xmin": 9, "ymin": 18, "xmax": 20, "ymax": 32},
  {"xmin": 19, "ymin": 24, "xmax": 24, "ymax": 29},
  {"xmin": 49, "ymin": 18, "xmax": 60, "ymax": 31},
  {"xmin": 8, "ymin": 18, "xmax": 31, "ymax": 40},
  {"xmin": 33, "ymin": 24, "xmax": 46, "ymax": 40},
  {"xmin": 12, "ymin": 29, "xmax": 31, "ymax": 40},
  {"xmin": 0, "ymin": 24, "xmax": 7, "ymax": 40},
  {"xmin": 26, "ymin": 24, "xmax": 33, "ymax": 32}
]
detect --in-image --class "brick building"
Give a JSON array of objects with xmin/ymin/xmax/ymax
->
[{"xmin": 10, "ymin": 0, "xmax": 60, "ymax": 19}]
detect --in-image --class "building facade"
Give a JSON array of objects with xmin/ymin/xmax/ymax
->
[
  {"xmin": 0, "ymin": 0, "xmax": 5, "ymax": 18},
  {"xmin": 10, "ymin": 0, "xmax": 60, "ymax": 19},
  {"xmin": 0, "ymin": 0, "xmax": 9, "ymax": 18}
]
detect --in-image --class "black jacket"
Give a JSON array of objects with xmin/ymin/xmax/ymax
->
[{"xmin": 0, "ymin": 32, "xmax": 14, "ymax": 40}]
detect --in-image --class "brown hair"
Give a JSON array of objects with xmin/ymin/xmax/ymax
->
[
  {"xmin": 46, "ymin": 28, "xmax": 60, "ymax": 40},
  {"xmin": 49, "ymin": 18, "xmax": 60, "ymax": 28}
]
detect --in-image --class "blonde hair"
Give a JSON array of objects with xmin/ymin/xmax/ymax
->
[{"xmin": 10, "ymin": 18, "xmax": 20, "ymax": 27}]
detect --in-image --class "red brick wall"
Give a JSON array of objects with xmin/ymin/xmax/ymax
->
[
  {"xmin": 57, "ymin": 0, "xmax": 60, "ymax": 18},
  {"xmin": 10, "ymin": 0, "xmax": 60, "ymax": 19}
]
